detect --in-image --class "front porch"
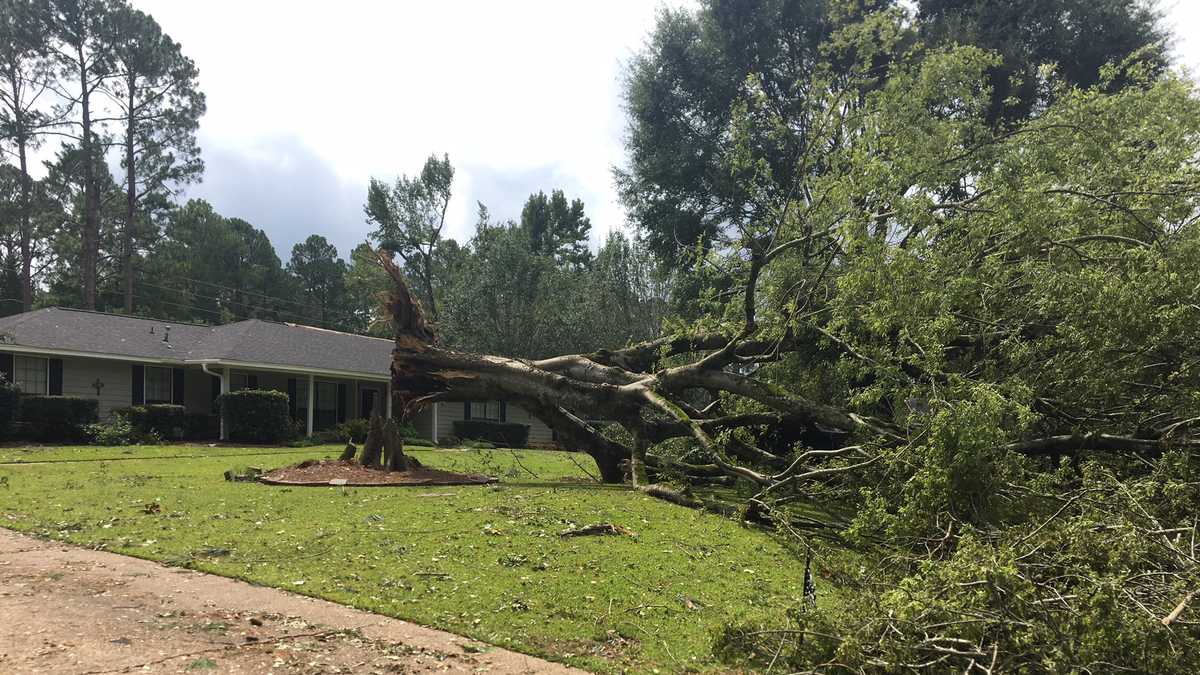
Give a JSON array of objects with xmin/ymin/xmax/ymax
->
[{"xmin": 187, "ymin": 363, "xmax": 392, "ymax": 439}]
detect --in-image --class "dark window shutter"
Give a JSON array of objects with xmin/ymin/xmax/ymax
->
[
  {"xmin": 172, "ymin": 368, "xmax": 185, "ymax": 405},
  {"xmin": 247, "ymin": 374, "xmax": 259, "ymax": 390},
  {"xmin": 499, "ymin": 400, "xmax": 507, "ymax": 422},
  {"xmin": 0, "ymin": 353, "xmax": 12, "ymax": 384},
  {"xmin": 464, "ymin": 401, "xmax": 471, "ymax": 420},
  {"xmin": 287, "ymin": 378, "xmax": 297, "ymax": 419},
  {"xmin": 336, "ymin": 383, "xmax": 347, "ymax": 423},
  {"xmin": 131, "ymin": 364, "xmax": 145, "ymax": 404},
  {"xmin": 48, "ymin": 359, "xmax": 63, "ymax": 395}
]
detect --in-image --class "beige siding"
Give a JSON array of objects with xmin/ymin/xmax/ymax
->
[
  {"xmin": 431, "ymin": 401, "xmax": 557, "ymax": 448},
  {"xmin": 60, "ymin": 356, "xmax": 132, "ymax": 419}
]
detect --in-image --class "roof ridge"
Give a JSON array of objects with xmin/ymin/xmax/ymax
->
[{"xmin": 34, "ymin": 306, "xmax": 216, "ymax": 328}]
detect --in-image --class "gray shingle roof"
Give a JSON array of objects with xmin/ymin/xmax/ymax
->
[{"xmin": 0, "ymin": 308, "xmax": 392, "ymax": 377}]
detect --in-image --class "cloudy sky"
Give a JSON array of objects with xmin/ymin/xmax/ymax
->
[{"xmin": 123, "ymin": 0, "xmax": 1199, "ymax": 261}]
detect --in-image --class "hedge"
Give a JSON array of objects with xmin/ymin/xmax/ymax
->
[
  {"xmin": 452, "ymin": 419, "xmax": 530, "ymax": 448},
  {"xmin": 123, "ymin": 404, "xmax": 187, "ymax": 440},
  {"xmin": 217, "ymin": 389, "xmax": 293, "ymax": 443},
  {"xmin": 19, "ymin": 395, "xmax": 99, "ymax": 442},
  {"xmin": 0, "ymin": 377, "xmax": 18, "ymax": 437}
]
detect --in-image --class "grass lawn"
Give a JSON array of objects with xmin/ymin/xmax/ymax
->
[{"xmin": 0, "ymin": 444, "xmax": 811, "ymax": 673}]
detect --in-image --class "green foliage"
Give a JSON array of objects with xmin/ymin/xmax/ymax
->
[
  {"xmin": 719, "ymin": 453, "xmax": 1200, "ymax": 672},
  {"xmin": 441, "ymin": 224, "xmax": 666, "ymax": 358},
  {"xmin": 452, "ymin": 420, "xmax": 530, "ymax": 448},
  {"xmin": 18, "ymin": 395, "xmax": 99, "ymax": 441},
  {"xmin": 121, "ymin": 404, "xmax": 186, "ymax": 440},
  {"xmin": 216, "ymin": 389, "xmax": 293, "ymax": 444},
  {"xmin": 519, "ymin": 189, "xmax": 592, "ymax": 268},
  {"xmin": 286, "ymin": 234, "xmax": 348, "ymax": 328},
  {"xmin": 365, "ymin": 153, "xmax": 455, "ymax": 321}
]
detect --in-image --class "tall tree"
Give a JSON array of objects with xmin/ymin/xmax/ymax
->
[
  {"xmin": 48, "ymin": 0, "xmax": 121, "ymax": 310},
  {"xmin": 364, "ymin": 152, "xmax": 453, "ymax": 322},
  {"xmin": 105, "ymin": 4, "xmax": 204, "ymax": 313},
  {"xmin": 0, "ymin": 0, "xmax": 53, "ymax": 310},
  {"xmin": 287, "ymin": 234, "xmax": 347, "ymax": 329},
  {"xmin": 344, "ymin": 241, "xmax": 393, "ymax": 336},
  {"xmin": 0, "ymin": 164, "xmax": 57, "ymax": 315},
  {"xmin": 918, "ymin": 0, "xmax": 1166, "ymax": 125},
  {"xmin": 141, "ymin": 199, "xmax": 292, "ymax": 323},
  {"xmin": 620, "ymin": 0, "xmax": 1167, "ymax": 266},
  {"xmin": 519, "ymin": 189, "xmax": 592, "ymax": 267}
]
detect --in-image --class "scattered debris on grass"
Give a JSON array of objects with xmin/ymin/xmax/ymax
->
[
  {"xmin": 223, "ymin": 466, "xmax": 263, "ymax": 482},
  {"xmin": 558, "ymin": 523, "xmax": 636, "ymax": 538}
]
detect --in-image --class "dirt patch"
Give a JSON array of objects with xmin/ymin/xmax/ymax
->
[
  {"xmin": 0, "ymin": 528, "xmax": 581, "ymax": 674},
  {"xmin": 259, "ymin": 459, "xmax": 496, "ymax": 487}
]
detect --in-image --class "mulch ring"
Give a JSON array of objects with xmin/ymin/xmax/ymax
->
[{"xmin": 259, "ymin": 459, "xmax": 497, "ymax": 487}]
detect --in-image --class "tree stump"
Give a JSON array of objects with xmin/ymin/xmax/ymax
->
[
  {"xmin": 339, "ymin": 439, "xmax": 357, "ymax": 461},
  {"xmin": 384, "ymin": 419, "xmax": 408, "ymax": 471},
  {"xmin": 359, "ymin": 415, "xmax": 384, "ymax": 467}
]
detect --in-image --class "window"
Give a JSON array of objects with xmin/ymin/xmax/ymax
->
[
  {"xmin": 471, "ymin": 400, "xmax": 503, "ymax": 421},
  {"xmin": 293, "ymin": 378, "xmax": 309, "ymax": 420},
  {"xmin": 315, "ymin": 381, "xmax": 337, "ymax": 430},
  {"xmin": 145, "ymin": 366, "xmax": 173, "ymax": 404},
  {"xmin": 14, "ymin": 356, "xmax": 47, "ymax": 395}
]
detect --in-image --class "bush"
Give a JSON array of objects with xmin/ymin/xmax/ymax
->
[
  {"xmin": 217, "ymin": 389, "xmax": 293, "ymax": 444},
  {"xmin": 85, "ymin": 416, "xmax": 159, "ymax": 446},
  {"xmin": 452, "ymin": 420, "xmax": 530, "ymax": 448},
  {"xmin": 19, "ymin": 396, "xmax": 99, "ymax": 442},
  {"xmin": 123, "ymin": 404, "xmax": 187, "ymax": 440},
  {"xmin": 0, "ymin": 377, "xmax": 18, "ymax": 437}
]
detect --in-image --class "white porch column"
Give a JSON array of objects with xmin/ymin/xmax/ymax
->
[
  {"xmin": 306, "ymin": 373, "xmax": 315, "ymax": 437},
  {"xmin": 220, "ymin": 366, "xmax": 230, "ymax": 440},
  {"xmin": 432, "ymin": 402, "xmax": 439, "ymax": 444},
  {"xmin": 385, "ymin": 380, "xmax": 393, "ymax": 419}
]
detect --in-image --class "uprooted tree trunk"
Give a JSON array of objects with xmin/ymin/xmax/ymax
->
[
  {"xmin": 377, "ymin": 250, "xmax": 877, "ymax": 488},
  {"xmin": 378, "ymin": 251, "xmax": 1199, "ymax": 489}
]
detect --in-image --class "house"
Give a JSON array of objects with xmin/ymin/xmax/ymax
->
[{"xmin": 0, "ymin": 307, "xmax": 555, "ymax": 445}]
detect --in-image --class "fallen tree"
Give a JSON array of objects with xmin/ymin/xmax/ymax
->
[{"xmin": 375, "ymin": 18, "xmax": 1200, "ymax": 670}]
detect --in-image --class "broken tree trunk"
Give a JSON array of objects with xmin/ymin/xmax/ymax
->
[
  {"xmin": 360, "ymin": 414, "xmax": 385, "ymax": 468},
  {"xmin": 384, "ymin": 419, "xmax": 409, "ymax": 471}
]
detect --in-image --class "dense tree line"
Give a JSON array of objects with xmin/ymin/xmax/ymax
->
[{"xmin": 0, "ymin": 1, "xmax": 663, "ymax": 356}]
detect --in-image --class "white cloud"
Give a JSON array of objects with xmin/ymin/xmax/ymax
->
[{"xmin": 130, "ymin": 0, "xmax": 677, "ymax": 257}]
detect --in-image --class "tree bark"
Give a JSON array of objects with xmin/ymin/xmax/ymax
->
[
  {"xmin": 78, "ymin": 42, "xmax": 99, "ymax": 311},
  {"xmin": 123, "ymin": 73, "xmax": 136, "ymax": 313}
]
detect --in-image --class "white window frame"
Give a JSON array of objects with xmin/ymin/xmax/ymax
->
[
  {"xmin": 13, "ymin": 355, "xmax": 48, "ymax": 395},
  {"xmin": 144, "ymin": 366, "xmax": 173, "ymax": 404}
]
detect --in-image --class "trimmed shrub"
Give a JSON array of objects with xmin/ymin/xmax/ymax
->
[
  {"xmin": 217, "ymin": 389, "xmax": 293, "ymax": 444},
  {"xmin": 19, "ymin": 395, "xmax": 99, "ymax": 442},
  {"xmin": 124, "ymin": 404, "xmax": 187, "ymax": 440},
  {"xmin": 452, "ymin": 419, "xmax": 530, "ymax": 448},
  {"xmin": 0, "ymin": 377, "xmax": 18, "ymax": 437}
]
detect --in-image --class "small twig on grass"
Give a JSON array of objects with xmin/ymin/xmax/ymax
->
[
  {"xmin": 559, "ymin": 523, "xmax": 636, "ymax": 538},
  {"xmin": 507, "ymin": 449, "xmax": 540, "ymax": 479},
  {"xmin": 566, "ymin": 453, "xmax": 601, "ymax": 482}
]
